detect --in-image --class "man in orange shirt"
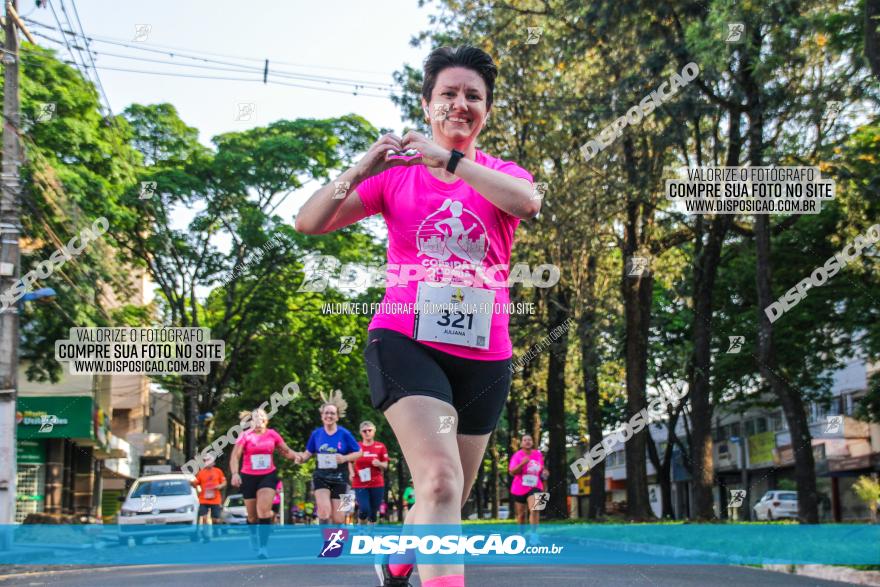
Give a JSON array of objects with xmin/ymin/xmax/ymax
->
[{"xmin": 191, "ymin": 453, "xmax": 227, "ymax": 543}]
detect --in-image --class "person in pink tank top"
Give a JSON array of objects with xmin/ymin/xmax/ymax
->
[
  {"xmin": 296, "ymin": 45, "xmax": 539, "ymax": 587},
  {"xmin": 509, "ymin": 434, "xmax": 548, "ymax": 531}
]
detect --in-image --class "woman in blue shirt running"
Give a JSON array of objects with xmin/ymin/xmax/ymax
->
[{"xmin": 294, "ymin": 390, "xmax": 362, "ymax": 524}]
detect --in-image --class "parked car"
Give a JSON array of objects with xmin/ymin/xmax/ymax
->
[
  {"xmin": 466, "ymin": 505, "xmax": 510, "ymax": 520},
  {"xmin": 117, "ymin": 474, "xmax": 199, "ymax": 544},
  {"xmin": 218, "ymin": 493, "xmax": 248, "ymax": 534},
  {"xmin": 753, "ymin": 490, "xmax": 798, "ymax": 520}
]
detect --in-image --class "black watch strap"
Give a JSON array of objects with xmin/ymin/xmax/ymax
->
[{"xmin": 446, "ymin": 149, "xmax": 465, "ymax": 173}]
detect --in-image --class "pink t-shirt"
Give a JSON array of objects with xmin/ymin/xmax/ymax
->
[
  {"xmin": 235, "ymin": 428, "xmax": 283, "ymax": 475},
  {"xmin": 509, "ymin": 449, "xmax": 544, "ymax": 495},
  {"xmin": 356, "ymin": 149, "xmax": 533, "ymax": 360}
]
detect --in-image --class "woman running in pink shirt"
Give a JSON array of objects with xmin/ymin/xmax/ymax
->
[
  {"xmin": 296, "ymin": 46, "xmax": 539, "ymax": 587},
  {"xmin": 509, "ymin": 434, "xmax": 548, "ymax": 530}
]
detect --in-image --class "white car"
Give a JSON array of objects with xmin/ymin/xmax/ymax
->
[
  {"xmin": 753, "ymin": 490, "xmax": 798, "ymax": 520},
  {"xmin": 117, "ymin": 473, "xmax": 199, "ymax": 544},
  {"xmin": 218, "ymin": 493, "xmax": 248, "ymax": 534}
]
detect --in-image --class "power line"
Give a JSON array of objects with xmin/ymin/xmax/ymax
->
[
  {"xmin": 22, "ymin": 16, "xmax": 395, "ymax": 84},
  {"xmin": 26, "ymin": 27, "xmax": 396, "ymax": 97},
  {"xmin": 67, "ymin": 0, "xmax": 114, "ymax": 117}
]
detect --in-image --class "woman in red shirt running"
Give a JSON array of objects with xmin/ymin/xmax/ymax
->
[
  {"xmin": 296, "ymin": 45, "xmax": 539, "ymax": 587},
  {"xmin": 229, "ymin": 407, "xmax": 296, "ymax": 559},
  {"xmin": 349, "ymin": 420, "xmax": 389, "ymax": 525}
]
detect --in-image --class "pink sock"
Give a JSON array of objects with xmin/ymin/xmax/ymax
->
[
  {"xmin": 422, "ymin": 575, "xmax": 465, "ymax": 587},
  {"xmin": 388, "ymin": 563, "xmax": 413, "ymax": 577}
]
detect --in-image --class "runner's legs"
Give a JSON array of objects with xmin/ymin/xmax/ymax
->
[{"xmin": 385, "ymin": 395, "xmax": 464, "ymax": 582}]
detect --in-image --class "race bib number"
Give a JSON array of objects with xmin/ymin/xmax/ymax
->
[
  {"xmin": 522, "ymin": 474, "xmax": 539, "ymax": 488},
  {"xmin": 358, "ymin": 468, "xmax": 372, "ymax": 482},
  {"xmin": 317, "ymin": 453, "xmax": 337, "ymax": 469},
  {"xmin": 250, "ymin": 454, "xmax": 271, "ymax": 471},
  {"xmin": 204, "ymin": 488, "xmax": 216, "ymax": 499},
  {"xmin": 413, "ymin": 283, "xmax": 495, "ymax": 349}
]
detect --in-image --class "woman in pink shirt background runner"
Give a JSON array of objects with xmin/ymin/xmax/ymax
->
[
  {"xmin": 229, "ymin": 408, "xmax": 296, "ymax": 559},
  {"xmin": 296, "ymin": 45, "xmax": 539, "ymax": 587},
  {"xmin": 509, "ymin": 433, "xmax": 549, "ymax": 530}
]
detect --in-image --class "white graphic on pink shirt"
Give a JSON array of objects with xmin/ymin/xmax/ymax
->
[{"xmin": 417, "ymin": 199, "xmax": 489, "ymax": 265}]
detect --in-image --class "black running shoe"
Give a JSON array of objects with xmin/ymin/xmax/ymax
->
[{"xmin": 375, "ymin": 563, "xmax": 413, "ymax": 587}]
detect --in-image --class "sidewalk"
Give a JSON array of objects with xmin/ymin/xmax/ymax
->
[{"xmin": 763, "ymin": 564, "xmax": 880, "ymax": 586}]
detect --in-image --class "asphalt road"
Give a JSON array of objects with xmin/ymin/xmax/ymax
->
[{"xmin": 0, "ymin": 565, "xmax": 859, "ymax": 587}]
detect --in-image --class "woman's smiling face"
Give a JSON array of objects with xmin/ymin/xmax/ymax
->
[{"xmin": 423, "ymin": 66, "xmax": 489, "ymax": 145}]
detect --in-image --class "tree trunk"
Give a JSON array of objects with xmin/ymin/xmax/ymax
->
[
  {"xmin": 621, "ymin": 255, "xmax": 653, "ymax": 520},
  {"xmin": 743, "ymin": 52, "xmax": 820, "ymax": 523},
  {"xmin": 183, "ymin": 375, "xmax": 200, "ymax": 459},
  {"xmin": 545, "ymin": 288, "xmax": 571, "ymax": 520},
  {"xmin": 580, "ymin": 255, "xmax": 606, "ymax": 519},
  {"xmin": 866, "ymin": 0, "xmax": 880, "ymax": 79}
]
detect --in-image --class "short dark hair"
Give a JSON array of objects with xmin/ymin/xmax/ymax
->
[{"xmin": 421, "ymin": 46, "xmax": 498, "ymax": 109}]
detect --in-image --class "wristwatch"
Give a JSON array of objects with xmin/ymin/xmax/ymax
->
[{"xmin": 446, "ymin": 149, "xmax": 465, "ymax": 174}]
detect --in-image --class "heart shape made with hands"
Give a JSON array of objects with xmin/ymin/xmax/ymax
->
[{"xmin": 386, "ymin": 147, "xmax": 421, "ymax": 159}]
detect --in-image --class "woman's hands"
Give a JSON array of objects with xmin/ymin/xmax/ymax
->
[
  {"xmin": 231, "ymin": 473, "xmax": 242, "ymax": 488},
  {"xmin": 397, "ymin": 131, "xmax": 451, "ymax": 169},
  {"xmin": 354, "ymin": 132, "xmax": 451, "ymax": 181}
]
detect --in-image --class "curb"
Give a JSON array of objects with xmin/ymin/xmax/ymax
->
[{"xmin": 762, "ymin": 564, "xmax": 880, "ymax": 586}]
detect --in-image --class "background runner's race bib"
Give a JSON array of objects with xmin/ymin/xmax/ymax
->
[
  {"xmin": 317, "ymin": 453, "xmax": 337, "ymax": 469},
  {"xmin": 522, "ymin": 474, "xmax": 539, "ymax": 488},
  {"xmin": 250, "ymin": 454, "xmax": 271, "ymax": 470},
  {"xmin": 358, "ymin": 468, "xmax": 371, "ymax": 482},
  {"xmin": 204, "ymin": 488, "xmax": 216, "ymax": 499},
  {"xmin": 413, "ymin": 283, "xmax": 494, "ymax": 349}
]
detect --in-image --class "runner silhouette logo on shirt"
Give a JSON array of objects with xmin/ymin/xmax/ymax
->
[
  {"xmin": 318, "ymin": 528, "xmax": 349, "ymax": 558},
  {"xmin": 417, "ymin": 199, "xmax": 490, "ymax": 266}
]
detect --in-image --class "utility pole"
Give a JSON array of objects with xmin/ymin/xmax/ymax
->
[{"xmin": 0, "ymin": 0, "xmax": 33, "ymax": 540}]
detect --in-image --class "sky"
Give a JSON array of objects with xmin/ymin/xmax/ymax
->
[{"xmin": 24, "ymin": 0, "xmax": 436, "ymax": 219}]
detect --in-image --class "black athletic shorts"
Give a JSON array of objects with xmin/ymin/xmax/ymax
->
[
  {"xmin": 512, "ymin": 488, "xmax": 539, "ymax": 504},
  {"xmin": 312, "ymin": 475, "xmax": 347, "ymax": 499},
  {"xmin": 363, "ymin": 328, "xmax": 512, "ymax": 435},
  {"xmin": 240, "ymin": 469, "xmax": 279, "ymax": 500},
  {"xmin": 198, "ymin": 503, "xmax": 222, "ymax": 518}
]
